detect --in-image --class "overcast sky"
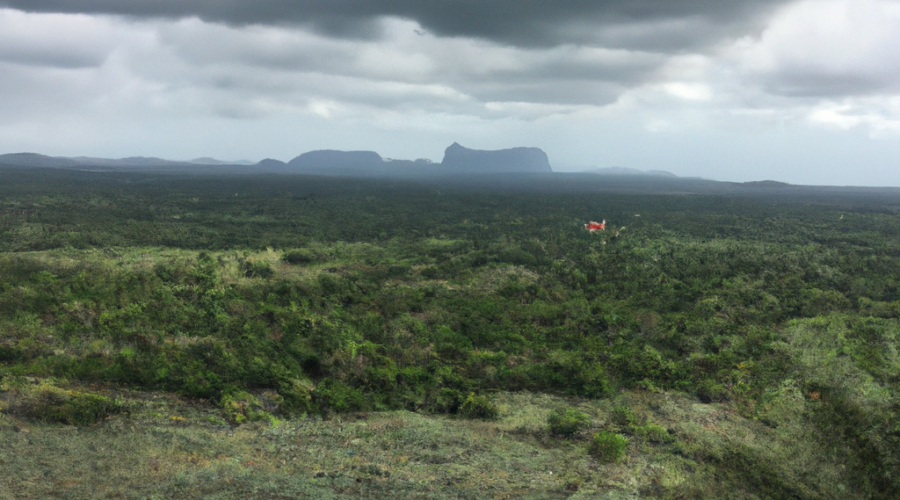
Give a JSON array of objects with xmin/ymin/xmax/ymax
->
[{"xmin": 1, "ymin": 0, "xmax": 899, "ymax": 185}]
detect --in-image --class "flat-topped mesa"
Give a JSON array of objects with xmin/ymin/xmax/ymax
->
[
  {"xmin": 440, "ymin": 142, "xmax": 552, "ymax": 173},
  {"xmin": 287, "ymin": 150, "xmax": 383, "ymax": 174}
]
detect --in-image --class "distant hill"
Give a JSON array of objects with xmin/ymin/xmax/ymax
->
[
  {"xmin": 189, "ymin": 157, "xmax": 255, "ymax": 166},
  {"xmin": 440, "ymin": 143, "xmax": 552, "ymax": 173},
  {"xmin": 255, "ymin": 158, "xmax": 288, "ymax": 170},
  {"xmin": 74, "ymin": 156, "xmax": 186, "ymax": 167},
  {"xmin": 0, "ymin": 152, "xmax": 257, "ymax": 169},
  {"xmin": 0, "ymin": 153, "xmax": 190, "ymax": 169},
  {"xmin": 288, "ymin": 150, "xmax": 384, "ymax": 175},
  {"xmin": 281, "ymin": 150, "xmax": 438, "ymax": 177},
  {"xmin": 0, "ymin": 153, "xmax": 82, "ymax": 168},
  {"xmin": 742, "ymin": 180, "xmax": 791, "ymax": 188},
  {"xmin": 584, "ymin": 166, "xmax": 678, "ymax": 177}
]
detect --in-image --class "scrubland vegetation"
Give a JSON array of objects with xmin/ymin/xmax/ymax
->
[{"xmin": 1, "ymin": 167, "xmax": 899, "ymax": 498}]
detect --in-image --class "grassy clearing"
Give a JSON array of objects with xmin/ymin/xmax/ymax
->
[{"xmin": 0, "ymin": 387, "xmax": 866, "ymax": 499}]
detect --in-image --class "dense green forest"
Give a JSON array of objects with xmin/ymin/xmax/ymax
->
[{"xmin": 1, "ymin": 166, "xmax": 899, "ymax": 498}]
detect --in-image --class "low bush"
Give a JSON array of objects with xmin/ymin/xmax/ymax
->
[
  {"xmin": 277, "ymin": 378, "xmax": 314, "ymax": 416},
  {"xmin": 241, "ymin": 260, "xmax": 274, "ymax": 279},
  {"xmin": 458, "ymin": 392, "xmax": 498, "ymax": 420},
  {"xmin": 547, "ymin": 407, "xmax": 590, "ymax": 437},
  {"xmin": 696, "ymin": 378, "xmax": 727, "ymax": 403},
  {"xmin": 633, "ymin": 423, "xmax": 674, "ymax": 443},
  {"xmin": 313, "ymin": 378, "xmax": 367, "ymax": 416},
  {"xmin": 610, "ymin": 405, "xmax": 638, "ymax": 428},
  {"xmin": 589, "ymin": 431, "xmax": 628, "ymax": 463},
  {"xmin": 427, "ymin": 387, "xmax": 464, "ymax": 414},
  {"xmin": 1, "ymin": 377, "xmax": 123, "ymax": 426},
  {"xmin": 282, "ymin": 249, "xmax": 318, "ymax": 265},
  {"xmin": 220, "ymin": 390, "xmax": 273, "ymax": 425}
]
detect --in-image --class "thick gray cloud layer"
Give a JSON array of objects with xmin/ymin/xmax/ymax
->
[
  {"xmin": 1, "ymin": 1, "xmax": 900, "ymax": 186},
  {"xmin": 0, "ymin": 0, "xmax": 786, "ymax": 49}
]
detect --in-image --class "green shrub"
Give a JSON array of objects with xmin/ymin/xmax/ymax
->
[
  {"xmin": 282, "ymin": 249, "xmax": 317, "ymax": 265},
  {"xmin": 428, "ymin": 387, "xmax": 464, "ymax": 414},
  {"xmin": 459, "ymin": 392, "xmax": 498, "ymax": 420},
  {"xmin": 696, "ymin": 378, "xmax": 727, "ymax": 403},
  {"xmin": 589, "ymin": 431, "xmax": 628, "ymax": 463},
  {"xmin": 419, "ymin": 265, "xmax": 439, "ymax": 279},
  {"xmin": 313, "ymin": 378, "xmax": 366, "ymax": 415},
  {"xmin": 277, "ymin": 378, "xmax": 314, "ymax": 416},
  {"xmin": 547, "ymin": 407, "xmax": 590, "ymax": 437},
  {"xmin": 503, "ymin": 355, "xmax": 612, "ymax": 398},
  {"xmin": 2, "ymin": 379, "xmax": 123, "ymax": 426},
  {"xmin": 220, "ymin": 391, "xmax": 272, "ymax": 425},
  {"xmin": 610, "ymin": 405, "xmax": 638, "ymax": 428},
  {"xmin": 241, "ymin": 260, "xmax": 274, "ymax": 279},
  {"xmin": 42, "ymin": 391, "xmax": 122, "ymax": 426},
  {"xmin": 633, "ymin": 423, "xmax": 674, "ymax": 443}
]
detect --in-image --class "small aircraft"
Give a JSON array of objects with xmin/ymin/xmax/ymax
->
[{"xmin": 584, "ymin": 220, "xmax": 606, "ymax": 232}]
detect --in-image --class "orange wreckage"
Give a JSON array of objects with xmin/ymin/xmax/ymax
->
[{"xmin": 584, "ymin": 220, "xmax": 606, "ymax": 232}]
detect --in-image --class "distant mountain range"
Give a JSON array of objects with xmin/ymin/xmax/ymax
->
[
  {"xmin": 1, "ymin": 144, "xmax": 686, "ymax": 180},
  {"xmin": 11, "ymin": 148, "xmax": 900, "ymax": 195},
  {"xmin": 0, "ymin": 152, "xmax": 254, "ymax": 169},
  {"xmin": 0, "ymin": 143, "xmax": 557, "ymax": 176}
]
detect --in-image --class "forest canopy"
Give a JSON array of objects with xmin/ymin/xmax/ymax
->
[{"xmin": 1, "ymin": 167, "xmax": 899, "ymax": 498}]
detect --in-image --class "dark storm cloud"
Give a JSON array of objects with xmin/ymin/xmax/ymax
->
[
  {"xmin": 147, "ymin": 18, "xmax": 667, "ymax": 108},
  {"xmin": 1, "ymin": 0, "xmax": 788, "ymax": 49}
]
